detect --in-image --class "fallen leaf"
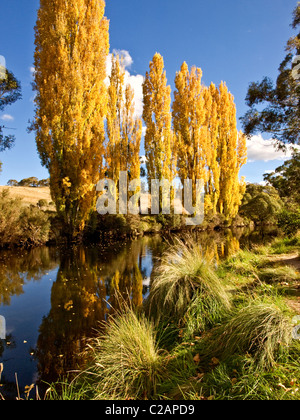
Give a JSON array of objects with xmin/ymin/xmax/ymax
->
[
  {"xmin": 211, "ymin": 357, "xmax": 220, "ymax": 366},
  {"xmin": 193, "ymin": 354, "xmax": 200, "ymax": 363}
]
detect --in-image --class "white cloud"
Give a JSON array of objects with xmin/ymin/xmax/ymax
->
[
  {"xmin": 0, "ymin": 114, "xmax": 14, "ymax": 122},
  {"xmin": 106, "ymin": 50, "xmax": 144, "ymax": 119},
  {"xmin": 246, "ymin": 135, "xmax": 300, "ymax": 162},
  {"xmin": 113, "ymin": 49, "xmax": 133, "ymax": 69},
  {"xmin": 140, "ymin": 155, "xmax": 147, "ymax": 164}
]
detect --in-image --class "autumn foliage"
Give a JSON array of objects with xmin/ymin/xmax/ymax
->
[
  {"xmin": 32, "ymin": 0, "xmax": 109, "ymax": 239},
  {"xmin": 32, "ymin": 1, "xmax": 247, "ymax": 239},
  {"xmin": 106, "ymin": 54, "xmax": 143, "ymax": 185},
  {"xmin": 146, "ymin": 58, "xmax": 247, "ymax": 220}
]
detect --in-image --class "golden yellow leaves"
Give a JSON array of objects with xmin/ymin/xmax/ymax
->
[
  {"xmin": 106, "ymin": 54, "xmax": 142, "ymax": 185},
  {"xmin": 33, "ymin": 0, "xmax": 110, "ymax": 237},
  {"xmin": 172, "ymin": 63, "xmax": 247, "ymax": 218},
  {"xmin": 143, "ymin": 53, "xmax": 176, "ymax": 186}
]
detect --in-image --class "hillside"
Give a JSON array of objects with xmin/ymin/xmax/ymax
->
[{"xmin": 0, "ymin": 186, "xmax": 52, "ymax": 207}]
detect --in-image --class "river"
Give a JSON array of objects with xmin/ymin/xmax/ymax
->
[{"xmin": 0, "ymin": 226, "xmax": 277, "ymax": 398}]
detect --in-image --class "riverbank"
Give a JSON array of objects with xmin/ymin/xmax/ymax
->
[
  {"xmin": 0, "ymin": 186, "xmax": 255, "ymax": 249},
  {"xmin": 44, "ymin": 234, "xmax": 300, "ymax": 401}
]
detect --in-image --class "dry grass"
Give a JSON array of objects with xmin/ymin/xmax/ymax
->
[{"xmin": 0, "ymin": 186, "xmax": 52, "ymax": 207}]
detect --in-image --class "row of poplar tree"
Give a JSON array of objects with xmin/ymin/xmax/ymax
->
[{"xmin": 32, "ymin": 0, "xmax": 247, "ymax": 239}]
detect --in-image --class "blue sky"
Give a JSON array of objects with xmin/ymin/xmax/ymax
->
[{"xmin": 0, "ymin": 0, "xmax": 298, "ymax": 185}]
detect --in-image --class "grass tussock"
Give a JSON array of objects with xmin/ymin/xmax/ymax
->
[
  {"xmin": 206, "ymin": 301, "xmax": 293, "ymax": 368},
  {"xmin": 145, "ymin": 238, "xmax": 231, "ymax": 323},
  {"xmin": 46, "ymin": 235, "xmax": 300, "ymax": 400},
  {"xmin": 86, "ymin": 309, "xmax": 167, "ymax": 400}
]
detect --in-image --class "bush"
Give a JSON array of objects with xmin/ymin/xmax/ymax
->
[
  {"xmin": 19, "ymin": 206, "xmax": 51, "ymax": 246},
  {"xmin": 278, "ymin": 209, "xmax": 300, "ymax": 236},
  {"xmin": 0, "ymin": 190, "xmax": 23, "ymax": 245},
  {"xmin": 37, "ymin": 199, "xmax": 48, "ymax": 208},
  {"xmin": 0, "ymin": 190, "xmax": 51, "ymax": 247}
]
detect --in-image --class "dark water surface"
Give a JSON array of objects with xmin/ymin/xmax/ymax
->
[{"xmin": 0, "ymin": 227, "xmax": 277, "ymax": 398}]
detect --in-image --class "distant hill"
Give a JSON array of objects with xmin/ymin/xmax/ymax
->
[{"xmin": 0, "ymin": 186, "xmax": 52, "ymax": 207}]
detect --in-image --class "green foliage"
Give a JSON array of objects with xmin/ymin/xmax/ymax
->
[
  {"xmin": 18, "ymin": 177, "xmax": 39, "ymax": 187},
  {"xmin": 241, "ymin": 5, "xmax": 300, "ymax": 145},
  {"xmin": 269, "ymin": 234, "xmax": 300, "ymax": 254},
  {"xmin": 87, "ymin": 309, "xmax": 168, "ymax": 400},
  {"xmin": 189, "ymin": 343, "xmax": 300, "ymax": 400},
  {"xmin": 278, "ymin": 208, "xmax": 300, "ymax": 236},
  {"xmin": 19, "ymin": 206, "xmax": 50, "ymax": 246},
  {"xmin": 0, "ymin": 190, "xmax": 23, "ymax": 245},
  {"xmin": 7, "ymin": 179, "xmax": 18, "ymax": 186},
  {"xmin": 264, "ymin": 151, "xmax": 300, "ymax": 206},
  {"xmin": 7, "ymin": 177, "xmax": 50, "ymax": 188},
  {"xmin": 0, "ymin": 69, "xmax": 22, "ymax": 153},
  {"xmin": 37, "ymin": 178, "xmax": 50, "ymax": 187},
  {"xmin": 240, "ymin": 183, "xmax": 283, "ymax": 224}
]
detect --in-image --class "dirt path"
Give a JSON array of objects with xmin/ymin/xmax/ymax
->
[
  {"xmin": 268, "ymin": 252, "xmax": 300, "ymax": 270},
  {"xmin": 268, "ymin": 252, "xmax": 300, "ymax": 314}
]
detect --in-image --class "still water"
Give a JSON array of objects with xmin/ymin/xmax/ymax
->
[{"xmin": 0, "ymin": 227, "xmax": 276, "ymax": 398}]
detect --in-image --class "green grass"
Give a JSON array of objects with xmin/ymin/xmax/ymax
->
[
  {"xmin": 258, "ymin": 265, "xmax": 299, "ymax": 284},
  {"xmin": 45, "ymin": 235, "xmax": 300, "ymax": 401},
  {"xmin": 145, "ymin": 238, "xmax": 231, "ymax": 323},
  {"xmin": 269, "ymin": 235, "xmax": 300, "ymax": 255},
  {"xmin": 183, "ymin": 343, "xmax": 300, "ymax": 400},
  {"xmin": 84, "ymin": 309, "xmax": 168, "ymax": 400},
  {"xmin": 204, "ymin": 300, "xmax": 293, "ymax": 368}
]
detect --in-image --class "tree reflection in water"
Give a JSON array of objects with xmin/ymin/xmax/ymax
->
[{"xmin": 0, "ymin": 227, "xmax": 277, "ymax": 396}]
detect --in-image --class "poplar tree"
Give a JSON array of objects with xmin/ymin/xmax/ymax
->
[
  {"xmin": 204, "ymin": 83, "xmax": 221, "ymax": 213},
  {"xmin": 214, "ymin": 82, "xmax": 247, "ymax": 219},
  {"xmin": 173, "ymin": 64, "xmax": 247, "ymax": 220},
  {"xmin": 106, "ymin": 54, "xmax": 142, "ymax": 185},
  {"xmin": 143, "ymin": 53, "xmax": 176, "ymax": 189},
  {"xmin": 32, "ymin": 0, "xmax": 109, "ymax": 240},
  {"xmin": 172, "ymin": 62, "xmax": 209, "ymax": 202}
]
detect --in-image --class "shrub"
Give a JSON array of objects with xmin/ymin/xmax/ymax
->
[
  {"xmin": 278, "ymin": 209, "xmax": 300, "ymax": 236},
  {"xmin": 0, "ymin": 190, "xmax": 23, "ymax": 246},
  {"xmin": 19, "ymin": 206, "xmax": 51, "ymax": 246},
  {"xmin": 37, "ymin": 199, "xmax": 48, "ymax": 208},
  {"xmin": 0, "ymin": 190, "xmax": 51, "ymax": 247}
]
